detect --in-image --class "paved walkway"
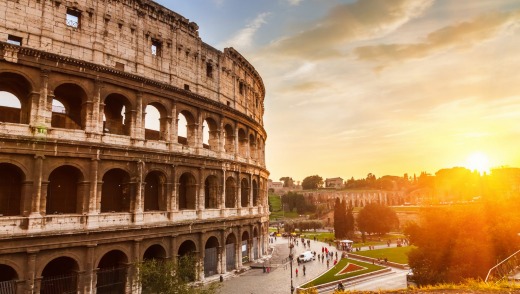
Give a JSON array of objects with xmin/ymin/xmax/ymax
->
[{"xmin": 217, "ymin": 237, "xmax": 347, "ymax": 294}]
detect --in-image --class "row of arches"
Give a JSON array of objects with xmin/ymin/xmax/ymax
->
[
  {"xmin": 0, "ymin": 162, "xmax": 265, "ymax": 217},
  {"xmin": 0, "ymin": 230, "xmax": 263, "ymax": 293},
  {"xmin": 0, "ymin": 71, "xmax": 265, "ymax": 160}
]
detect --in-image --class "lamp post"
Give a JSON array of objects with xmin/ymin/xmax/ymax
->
[{"xmin": 289, "ymin": 242, "xmax": 294, "ymax": 294}]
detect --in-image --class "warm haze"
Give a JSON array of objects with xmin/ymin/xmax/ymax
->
[{"xmin": 11, "ymin": 0, "xmax": 520, "ymax": 181}]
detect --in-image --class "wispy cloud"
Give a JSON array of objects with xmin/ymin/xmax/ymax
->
[
  {"xmin": 221, "ymin": 12, "xmax": 271, "ymax": 51},
  {"xmin": 286, "ymin": 0, "xmax": 303, "ymax": 6},
  {"xmin": 269, "ymin": 0, "xmax": 433, "ymax": 59},
  {"xmin": 354, "ymin": 10, "xmax": 520, "ymax": 67}
]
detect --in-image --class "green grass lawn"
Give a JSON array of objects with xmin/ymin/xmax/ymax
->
[
  {"xmin": 299, "ymin": 232, "xmax": 335, "ymax": 243},
  {"xmin": 301, "ymin": 258, "xmax": 385, "ymax": 288},
  {"xmin": 351, "ymin": 246, "xmax": 414, "ymax": 264}
]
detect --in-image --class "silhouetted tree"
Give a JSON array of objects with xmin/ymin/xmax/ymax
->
[
  {"xmin": 357, "ymin": 203, "xmax": 398, "ymax": 235},
  {"xmin": 301, "ymin": 175, "xmax": 323, "ymax": 190}
]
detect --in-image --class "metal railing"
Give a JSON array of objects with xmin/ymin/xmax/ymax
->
[{"xmin": 485, "ymin": 249, "xmax": 520, "ymax": 283}]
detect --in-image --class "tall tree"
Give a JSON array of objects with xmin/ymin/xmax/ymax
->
[
  {"xmin": 344, "ymin": 201, "xmax": 355, "ymax": 238},
  {"xmin": 333, "ymin": 198, "xmax": 341, "ymax": 238},
  {"xmin": 279, "ymin": 177, "xmax": 294, "ymax": 188},
  {"xmin": 301, "ymin": 175, "xmax": 323, "ymax": 190}
]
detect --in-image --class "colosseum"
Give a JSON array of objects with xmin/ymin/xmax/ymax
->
[{"xmin": 0, "ymin": 0, "xmax": 269, "ymax": 293}]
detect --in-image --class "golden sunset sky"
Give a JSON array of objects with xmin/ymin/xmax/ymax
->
[{"xmin": 162, "ymin": 0, "xmax": 520, "ymax": 181}]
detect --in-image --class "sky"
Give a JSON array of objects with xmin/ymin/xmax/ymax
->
[
  {"xmin": 154, "ymin": 0, "xmax": 520, "ymax": 182},
  {"xmin": 6, "ymin": 0, "xmax": 520, "ymax": 183}
]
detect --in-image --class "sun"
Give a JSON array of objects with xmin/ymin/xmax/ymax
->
[{"xmin": 466, "ymin": 152, "xmax": 490, "ymax": 174}]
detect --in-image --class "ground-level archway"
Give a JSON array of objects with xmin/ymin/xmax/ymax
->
[
  {"xmin": 96, "ymin": 250, "xmax": 128, "ymax": 294},
  {"xmin": 40, "ymin": 256, "xmax": 79, "ymax": 294},
  {"xmin": 204, "ymin": 236, "xmax": 219, "ymax": 277}
]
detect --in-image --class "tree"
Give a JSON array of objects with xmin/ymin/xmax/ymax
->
[
  {"xmin": 302, "ymin": 175, "xmax": 323, "ymax": 190},
  {"xmin": 138, "ymin": 255, "xmax": 219, "ymax": 294},
  {"xmin": 357, "ymin": 203, "xmax": 398, "ymax": 235},
  {"xmin": 344, "ymin": 202, "xmax": 355, "ymax": 238},
  {"xmin": 279, "ymin": 177, "xmax": 294, "ymax": 188}
]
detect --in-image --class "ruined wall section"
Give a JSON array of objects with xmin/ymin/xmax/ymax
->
[{"xmin": 0, "ymin": 0, "xmax": 265, "ymax": 125}]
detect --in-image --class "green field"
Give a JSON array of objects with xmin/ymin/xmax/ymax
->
[
  {"xmin": 301, "ymin": 258, "xmax": 385, "ymax": 288},
  {"xmin": 350, "ymin": 246, "xmax": 414, "ymax": 264},
  {"xmin": 268, "ymin": 194, "xmax": 298, "ymax": 220}
]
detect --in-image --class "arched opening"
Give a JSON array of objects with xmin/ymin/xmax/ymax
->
[
  {"xmin": 223, "ymin": 124, "xmax": 234, "ymax": 153},
  {"xmin": 143, "ymin": 244, "xmax": 167, "ymax": 261},
  {"xmin": 144, "ymin": 103, "xmax": 167, "ymax": 140},
  {"xmin": 252, "ymin": 179, "xmax": 259, "ymax": 206},
  {"xmin": 101, "ymin": 169, "xmax": 131, "ymax": 213},
  {"xmin": 240, "ymin": 178, "xmax": 249, "ymax": 207},
  {"xmin": 40, "ymin": 257, "xmax": 79, "ymax": 294},
  {"xmin": 0, "ymin": 163, "xmax": 23, "ymax": 216},
  {"xmin": 96, "ymin": 250, "xmax": 128, "ymax": 294},
  {"xmin": 225, "ymin": 234, "xmax": 236, "ymax": 271},
  {"xmin": 204, "ymin": 175, "xmax": 219, "ymax": 209},
  {"xmin": 104, "ymin": 93, "xmax": 131, "ymax": 135},
  {"xmin": 202, "ymin": 118, "xmax": 218, "ymax": 150},
  {"xmin": 241, "ymin": 231, "xmax": 250, "ymax": 263},
  {"xmin": 0, "ymin": 264, "xmax": 17, "ymax": 293},
  {"xmin": 238, "ymin": 128, "xmax": 247, "ymax": 157},
  {"xmin": 0, "ymin": 72, "xmax": 32, "ymax": 124},
  {"xmin": 204, "ymin": 236, "xmax": 219, "ymax": 277},
  {"xmin": 144, "ymin": 171, "xmax": 166, "ymax": 211},
  {"xmin": 225, "ymin": 177, "xmax": 236, "ymax": 208},
  {"xmin": 177, "ymin": 110, "xmax": 195, "ymax": 146},
  {"xmin": 52, "ymin": 83, "xmax": 86, "ymax": 130},
  {"xmin": 178, "ymin": 240, "xmax": 197, "ymax": 282},
  {"xmin": 47, "ymin": 165, "xmax": 82, "ymax": 214},
  {"xmin": 178, "ymin": 172, "xmax": 196, "ymax": 210},
  {"xmin": 249, "ymin": 134, "xmax": 256, "ymax": 159}
]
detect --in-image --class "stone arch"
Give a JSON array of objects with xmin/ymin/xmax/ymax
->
[
  {"xmin": 96, "ymin": 250, "xmax": 129, "ymax": 293},
  {"xmin": 178, "ymin": 172, "xmax": 197, "ymax": 210},
  {"xmin": 249, "ymin": 133, "xmax": 256, "ymax": 159},
  {"xmin": 0, "ymin": 71, "xmax": 33, "ymax": 124},
  {"xmin": 202, "ymin": 117, "xmax": 218, "ymax": 150},
  {"xmin": 225, "ymin": 176, "xmax": 236, "ymax": 208},
  {"xmin": 240, "ymin": 177, "xmax": 250, "ymax": 207},
  {"xmin": 101, "ymin": 168, "xmax": 132, "ymax": 213},
  {"xmin": 103, "ymin": 93, "xmax": 132, "ymax": 136},
  {"xmin": 204, "ymin": 236, "xmax": 219, "ymax": 277},
  {"xmin": 0, "ymin": 162, "xmax": 25, "ymax": 216},
  {"xmin": 241, "ymin": 230, "xmax": 250, "ymax": 263},
  {"xmin": 0, "ymin": 264, "xmax": 18, "ymax": 293},
  {"xmin": 237, "ymin": 128, "xmax": 247, "ymax": 157},
  {"xmin": 225, "ymin": 233, "xmax": 237, "ymax": 271},
  {"xmin": 143, "ymin": 244, "xmax": 167, "ymax": 260},
  {"xmin": 204, "ymin": 175, "xmax": 219, "ymax": 209},
  {"xmin": 223, "ymin": 124, "xmax": 234, "ymax": 153},
  {"xmin": 178, "ymin": 240, "xmax": 197, "ymax": 282},
  {"xmin": 51, "ymin": 83, "xmax": 87, "ymax": 130},
  {"xmin": 46, "ymin": 165, "xmax": 84, "ymax": 215},
  {"xmin": 144, "ymin": 102, "xmax": 168, "ymax": 141},
  {"xmin": 252, "ymin": 179, "xmax": 259, "ymax": 206},
  {"xmin": 40, "ymin": 256, "xmax": 79, "ymax": 294},
  {"xmin": 144, "ymin": 171, "xmax": 167, "ymax": 211},
  {"xmin": 252, "ymin": 226, "xmax": 260, "ymax": 259},
  {"xmin": 177, "ymin": 109, "xmax": 196, "ymax": 146}
]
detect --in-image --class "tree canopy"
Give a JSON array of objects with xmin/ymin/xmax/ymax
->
[
  {"xmin": 301, "ymin": 175, "xmax": 323, "ymax": 190},
  {"xmin": 334, "ymin": 198, "xmax": 354, "ymax": 239},
  {"xmin": 357, "ymin": 203, "xmax": 399, "ymax": 235}
]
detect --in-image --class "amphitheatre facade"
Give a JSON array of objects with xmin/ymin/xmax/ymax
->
[{"xmin": 0, "ymin": 0, "xmax": 269, "ymax": 292}]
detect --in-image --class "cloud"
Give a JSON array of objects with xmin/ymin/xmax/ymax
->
[
  {"xmin": 221, "ymin": 12, "xmax": 271, "ymax": 51},
  {"xmin": 286, "ymin": 0, "xmax": 303, "ymax": 6},
  {"xmin": 354, "ymin": 10, "xmax": 520, "ymax": 66},
  {"xmin": 269, "ymin": 0, "xmax": 433, "ymax": 59}
]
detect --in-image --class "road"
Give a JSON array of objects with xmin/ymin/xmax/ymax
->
[{"xmin": 217, "ymin": 237, "xmax": 409, "ymax": 294}]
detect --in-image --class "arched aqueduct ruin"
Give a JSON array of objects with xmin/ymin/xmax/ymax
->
[{"xmin": 0, "ymin": 0, "xmax": 269, "ymax": 292}]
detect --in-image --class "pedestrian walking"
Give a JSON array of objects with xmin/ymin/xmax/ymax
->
[
  {"xmin": 303, "ymin": 265, "xmax": 306, "ymax": 276},
  {"xmin": 296, "ymin": 268, "xmax": 298, "ymax": 277},
  {"xmin": 326, "ymin": 259, "xmax": 329, "ymax": 268}
]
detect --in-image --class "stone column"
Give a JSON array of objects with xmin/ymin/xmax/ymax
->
[
  {"xmin": 89, "ymin": 157, "xmax": 100, "ymax": 216},
  {"xmin": 25, "ymin": 250, "xmax": 38, "ymax": 294},
  {"xmin": 236, "ymin": 172, "xmax": 241, "ymax": 209},
  {"xmin": 197, "ymin": 168, "xmax": 205, "ymax": 218},
  {"xmin": 198, "ymin": 232, "xmax": 205, "ymax": 281},
  {"xmin": 135, "ymin": 92, "xmax": 144, "ymax": 139},
  {"xmin": 82, "ymin": 244, "xmax": 97, "ymax": 293},
  {"xmin": 134, "ymin": 161, "xmax": 145, "ymax": 224},
  {"xmin": 30, "ymin": 154, "xmax": 44, "ymax": 217}
]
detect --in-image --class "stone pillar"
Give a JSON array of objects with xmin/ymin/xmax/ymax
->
[
  {"xmin": 220, "ymin": 169, "xmax": 226, "ymax": 216},
  {"xmin": 82, "ymin": 244, "xmax": 97, "ymax": 293},
  {"xmin": 135, "ymin": 92, "xmax": 144, "ymax": 139},
  {"xmin": 30, "ymin": 154, "xmax": 44, "ymax": 217},
  {"xmin": 131, "ymin": 239, "xmax": 142, "ymax": 293},
  {"xmin": 236, "ymin": 172, "xmax": 241, "ymax": 209},
  {"xmin": 170, "ymin": 103, "xmax": 178, "ymax": 147},
  {"xmin": 34, "ymin": 70, "xmax": 49, "ymax": 126},
  {"xmin": 220, "ymin": 229, "xmax": 226, "ymax": 274},
  {"xmin": 89, "ymin": 157, "xmax": 99, "ymax": 215},
  {"xmin": 39, "ymin": 181, "xmax": 49, "ymax": 214},
  {"xmin": 134, "ymin": 161, "xmax": 145, "ymax": 224},
  {"xmin": 21, "ymin": 181, "xmax": 33, "ymax": 217},
  {"xmin": 236, "ymin": 227, "xmax": 242, "ymax": 269},
  {"xmin": 25, "ymin": 250, "xmax": 38, "ymax": 294},
  {"xmin": 197, "ymin": 167, "xmax": 205, "ymax": 218},
  {"xmin": 198, "ymin": 232, "xmax": 205, "ymax": 281},
  {"xmin": 161, "ymin": 116, "xmax": 171, "ymax": 141}
]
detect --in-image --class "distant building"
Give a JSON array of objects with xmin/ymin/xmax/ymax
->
[
  {"xmin": 326, "ymin": 177, "xmax": 344, "ymax": 189},
  {"xmin": 268, "ymin": 179, "xmax": 284, "ymax": 192}
]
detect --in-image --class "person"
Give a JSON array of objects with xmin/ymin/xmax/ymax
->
[
  {"xmin": 296, "ymin": 268, "xmax": 299, "ymax": 277},
  {"xmin": 326, "ymin": 259, "xmax": 330, "ymax": 268},
  {"xmin": 303, "ymin": 265, "xmax": 306, "ymax": 276},
  {"xmin": 338, "ymin": 282, "xmax": 345, "ymax": 291}
]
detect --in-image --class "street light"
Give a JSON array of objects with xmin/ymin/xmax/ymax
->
[{"xmin": 289, "ymin": 242, "xmax": 294, "ymax": 294}]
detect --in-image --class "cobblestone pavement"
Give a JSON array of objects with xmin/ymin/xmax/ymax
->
[{"xmin": 217, "ymin": 237, "xmax": 350, "ymax": 294}]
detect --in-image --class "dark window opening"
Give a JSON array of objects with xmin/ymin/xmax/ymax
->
[
  {"xmin": 239, "ymin": 82, "xmax": 244, "ymax": 95},
  {"xmin": 184, "ymin": 84, "xmax": 190, "ymax": 91},
  {"xmin": 206, "ymin": 63, "xmax": 213, "ymax": 78},
  {"xmin": 115, "ymin": 62, "xmax": 125, "ymax": 71},
  {"xmin": 7, "ymin": 35, "xmax": 22, "ymax": 46},
  {"xmin": 255, "ymin": 98, "xmax": 259, "ymax": 108},
  {"xmin": 226, "ymin": 101, "xmax": 230, "ymax": 106},
  {"xmin": 66, "ymin": 9, "xmax": 81, "ymax": 28},
  {"xmin": 151, "ymin": 39, "xmax": 162, "ymax": 56}
]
